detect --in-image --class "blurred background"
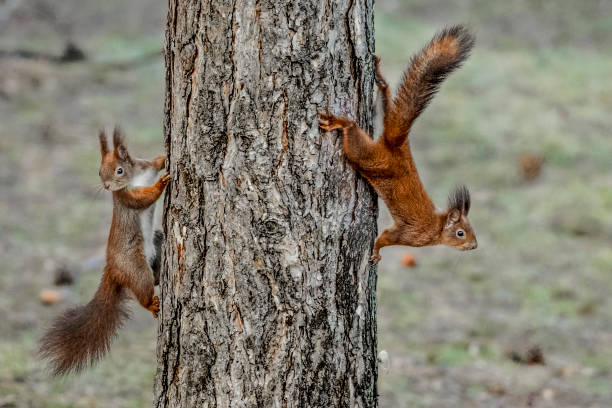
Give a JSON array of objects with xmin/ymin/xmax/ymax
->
[{"xmin": 1, "ymin": 0, "xmax": 611, "ymax": 407}]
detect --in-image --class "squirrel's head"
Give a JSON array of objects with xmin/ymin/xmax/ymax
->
[
  {"xmin": 98, "ymin": 128, "xmax": 134, "ymax": 191},
  {"xmin": 440, "ymin": 185, "xmax": 477, "ymax": 251}
]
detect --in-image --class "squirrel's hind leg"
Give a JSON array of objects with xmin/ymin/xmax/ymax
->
[
  {"xmin": 119, "ymin": 259, "xmax": 158, "ymax": 317},
  {"xmin": 375, "ymin": 55, "xmax": 394, "ymax": 122}
]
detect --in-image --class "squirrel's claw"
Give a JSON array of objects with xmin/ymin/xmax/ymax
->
[
  {"xmin": 370, "ymin": 253, "xmax": 381, "ymax": 265},
  {"xmin": 319, "ymin": 113, "xmax": 343, "ymax": 132},
  {"xmin": 147, "ymin": 296, "xmax": 160, "ymax": 318},
  {"xmin": 157, "ymin": 173, "xmax": 171, "ymax": 189}
]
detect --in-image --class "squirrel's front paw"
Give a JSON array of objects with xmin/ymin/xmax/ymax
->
[
  {"xmin": 319, "ymin": 113, "xmax": 344, "ymax": 132},
  {"xmin": 157, "ymin": 173, "xmax": 170, "ymax": 189},
  {"xmin": 370, "ymin": 253, "xmax": 382, "ymax": 265},
  {"xmin": 153, "ymin": 155, "xmax": 167, "ymax": 170},
  {"xmin": 147, "ymin": 296, "xmax": 160, "ymax": 318}
]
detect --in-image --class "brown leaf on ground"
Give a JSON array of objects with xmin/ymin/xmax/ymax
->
[
  {"xmin": 578, "ymin": 301, "xmax": 596, "ymax": 316},
  {"xmin": 401, "ymin": 252, "xmax": 417, "ymax": 267},
  {"xmin": 53, "ymin": 265, "xmax": 74, "ymax": 286},
  {"xmin": 519, "ymin": 154, "xmax": 544, "ymax": 181},
  {"xmin": 509, "ymin": 345, "xmax": 545, "ymax": 365},
  {"xmin": 526, "ymin": 345, "xmax": 545, "ymax": 365},
  {"xmin": 39, "ymin": 289, "xmax": 62, "ymax": 305},
  {"xmin": 487, "ymin": 384, "xmax": 506, "ymax": 396}
]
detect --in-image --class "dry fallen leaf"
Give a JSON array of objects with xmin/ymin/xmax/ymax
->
[
  {"xmin": 39, "ymin": 289, "xmax": 62, "ymax": 305},
  {"xmin": 519, "ymin": 154, "xmax": 543, "ymax": 181},
  {"xmin": 401, "ymin": 253, "xmax": 417, "ymax": 267}
]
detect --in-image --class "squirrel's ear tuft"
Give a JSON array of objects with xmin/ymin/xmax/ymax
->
[
  {"xmin": 448, "ymin": 185, "xmax": 471, "ymax": 215},
  {"xmin": 112, "ymin": 126, "xmax": 124, "ymax": 148},
  {"xmin": 112, "ymin": 127, "xmax": 130, "ymax": 161},
  {"xmin": 99, "ymin": 130, "xmax": 109, "ymax": 157}
]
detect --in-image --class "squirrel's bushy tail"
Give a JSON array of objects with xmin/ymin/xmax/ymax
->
[
  {"xmin": 39, "ymin": 274, "xmax": 129, "ymax": 375},
  {"xmin": 383, "ymin": 25, "xmax": 475, "ymax": 147}
]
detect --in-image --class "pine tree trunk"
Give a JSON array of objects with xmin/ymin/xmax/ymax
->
[{"xmin": 155, "ymin": 1, "xmax": 377, "ymax": 406}]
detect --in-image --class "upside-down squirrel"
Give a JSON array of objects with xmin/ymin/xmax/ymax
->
[{"xmin": 320, "ymin": 25, "xmax": 478, "ymax": 264}]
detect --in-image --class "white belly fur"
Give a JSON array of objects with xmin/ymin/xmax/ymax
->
[{"xmin": 130, "ymin": 168, "xmax": 158, "ymax": 262}]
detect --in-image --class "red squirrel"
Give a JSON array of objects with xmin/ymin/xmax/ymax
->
[
  {"xmin": 320, "ymin": 25, "xmax": 477, "ymax": 264},
  {"xmin": 40, "ymin": 128, "xmax": 169, "ymax": 375}
]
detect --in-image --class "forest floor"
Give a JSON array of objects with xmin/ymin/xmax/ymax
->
[{"xmin": 1, "ymin": 0, "xmax": 611, "ymax": 407}]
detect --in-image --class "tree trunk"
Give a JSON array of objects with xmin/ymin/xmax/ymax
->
[{"xmin": 155, "ymin": 1, "xmax": 377, "ymax": 407}]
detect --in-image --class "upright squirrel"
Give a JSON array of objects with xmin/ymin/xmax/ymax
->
[
  {"xmin": 320, "ymin": 25, "xmax": 478, "ymax": 264},
  {"xmin": 40, "ymin": 128, "xmax": 169, "ymax": 375}
]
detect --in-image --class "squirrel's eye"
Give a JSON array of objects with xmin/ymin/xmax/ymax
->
[
  {"xmin": 116, "ymin": 167, "xmax": 123, "ymax": 175},
  {"xmin": 457, "ymin": 230, "xmax": 465, "ymax": 238}
]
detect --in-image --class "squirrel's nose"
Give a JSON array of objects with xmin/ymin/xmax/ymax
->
[{"xmin": 462, "ymin": 241, "xmax": 477, "ymax": 250}]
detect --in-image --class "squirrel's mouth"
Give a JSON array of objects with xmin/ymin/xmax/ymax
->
[
  {"xmin": 460, "ymin": 242, "xmax": 478, "ymax": 251},
  {"xmin": 107, "ymin": 184, "xmax": 127, "ymax": 192}
]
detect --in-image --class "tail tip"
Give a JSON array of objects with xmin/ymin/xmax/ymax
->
[{"xmin": 441, "ymin": 24, "xmax": 475, "ymax": 55}]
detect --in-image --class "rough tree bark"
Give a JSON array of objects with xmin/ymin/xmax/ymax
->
[{"xmin": 155, "ymin": 1, "xmax": 377, "ymax": 407}]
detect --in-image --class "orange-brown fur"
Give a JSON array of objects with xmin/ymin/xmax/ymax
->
[
  {"xmin": 39, "ymin": 128, "xmax": 168, "ymax": 375},
  {"xmin": 320, "ymin": 26, "xmax": 477, "ymax": 264}
]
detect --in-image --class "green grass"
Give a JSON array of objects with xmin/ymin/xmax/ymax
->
[{"xmin": 375, "ymin": 5, "xmax": 612, "ymax": 407}]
